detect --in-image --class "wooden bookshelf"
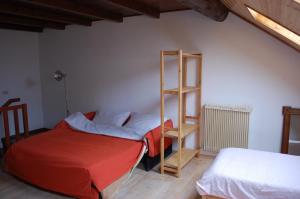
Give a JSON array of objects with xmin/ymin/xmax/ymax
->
[
  {"xmin": 164, "ymin": 149, "xmax": 199, "ymax": 169},
  {"xmin": 160, "ymin": 49, "xmax": 202, "ymax": 177},
  {"xmin": 164, "ymin": 124, "xmax": 198, "ymax": 139},
  {"xmin": 164, "ymin": 86, "xmax": 200, "ymax": 94}
]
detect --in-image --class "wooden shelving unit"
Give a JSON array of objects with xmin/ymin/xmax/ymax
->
[{"xmin": 160, "ymin": 49, "xmax": 202, "ymax": 177}]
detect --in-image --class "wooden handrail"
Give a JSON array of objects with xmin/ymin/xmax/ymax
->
[{"xmin": 1, "ymin": 98, "xmax": 20, "ymax": 108}]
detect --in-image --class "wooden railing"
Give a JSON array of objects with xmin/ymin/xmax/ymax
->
[
  {"xmin": 281, "ymin": 106, "xmax": 300, "ymax": 154},
  {"xmin": 0, "ymin": 98, "xmax": 29, "ymax": 150},
  {"xmin": 1, "ymin": 98, "xmax": 20, "ymax": 108}
]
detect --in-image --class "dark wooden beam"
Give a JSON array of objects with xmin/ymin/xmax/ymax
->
[
  {"xmin": 0, "ymin": 22, "xmax": 43, "ymax": 32},
  {"xmin": 0, "ymin": 14, "xmax": 66, "ymax": 30},
  {"xmin": 107, "ymin": 0, "xmax": 160, "ymax": 18},
  {"xmin": 0, "ymin": 2, "xmax": 92, "ymax": 26},
  {"xmin": 21, "ymin": 0, "xmax": 123, "ymax": 22},
  {"xmin": 176, "ymin": 0, "xmax": 229, "ymax": 22}
]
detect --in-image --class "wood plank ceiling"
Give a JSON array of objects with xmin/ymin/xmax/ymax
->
[{"xmin": 0, "ymin": 0, "xmax": 299, "ymax": 52}]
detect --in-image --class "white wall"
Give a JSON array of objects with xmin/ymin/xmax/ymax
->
[
  {"xmin": 39, "ymin": 11, "xmax": 300, "ymax": 152},
  {"xmin": 0, "ymin": 29, "xmax": 44, "ymax": 142}
]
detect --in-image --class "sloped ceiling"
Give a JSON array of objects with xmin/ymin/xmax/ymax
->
[{"xmin": 221, "ymin": 0, "xmax": 300, "ymax": 52}]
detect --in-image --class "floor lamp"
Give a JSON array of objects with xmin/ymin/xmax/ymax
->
[{"xmin": 53, "ymin": 70, "xmax": 70, "ymax": 116}]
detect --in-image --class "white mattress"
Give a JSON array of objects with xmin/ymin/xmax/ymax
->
[{"xmin": 196, "ymin": 148, "xmax": 300, "ymax": 199}]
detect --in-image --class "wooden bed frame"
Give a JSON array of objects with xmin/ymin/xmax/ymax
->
[
  {"xmin": 100, "ymin": 144, "xmax": 172, "ymax": 198},
  {"xmin": 100, "ymin": 171, "xmax": 130, "ymax": 199},
  {"xmin": 99, "ymin": 144, "xmax": 172, "ymax": 198}
]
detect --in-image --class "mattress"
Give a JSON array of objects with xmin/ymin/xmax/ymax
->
[{"xmin": 196, "ymin": 148, "xmax": 300, "ymax": 199}]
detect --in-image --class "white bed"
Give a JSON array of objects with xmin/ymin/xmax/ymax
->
[{"xmin": 196, "ymin": 148, "xmax": 300, "ymax": 199}]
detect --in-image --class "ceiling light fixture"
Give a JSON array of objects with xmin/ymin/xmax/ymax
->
[{"xmin": 247, "ymin": 6, "xmax": 300, "ymax": 46}]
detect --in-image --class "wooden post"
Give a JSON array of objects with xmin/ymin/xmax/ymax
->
[
  {"xmin": 196, "ymin": 55, "xmax": 202, "ymax": 157},
  {"xmin": 160, "ymin": 51, "xmax": 165, "ymax": 174},
  {"xmin": 182, "ymin": 57, "xmax": 188, "ymax": 148},
  {"xmin": 22, "ymin": 104, "xmax": 29, "ymax": 137},
  {"xmin": 3, "ymin": 110, "xmax": 10, "ymax": 149},
  {"xmin": 13, "ymin": 109, "xmax": 20, "ymax": 141},
  {"xmin": 281, "ymin": 106, "xmax": 291, "ymax": 154},
  {"xmin": 177, "ymin": 49, "xmax": 183, "ymax": 177}
]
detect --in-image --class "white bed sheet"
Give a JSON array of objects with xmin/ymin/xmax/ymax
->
[{"xmin": 196, "ymin": 148, "xmax": 300, "ymax": 199}]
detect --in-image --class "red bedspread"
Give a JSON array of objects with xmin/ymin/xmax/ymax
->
[
  {"xmin": 145, "ymin": 119, "xmax": 173, "ymax": 157},
  {"xmin": 4, "ymin": 113, "xmax": 173, "ymax": 199},
  {"xmin": 5, "ymin": 128, "xmax": 143, "ymax": 198}
]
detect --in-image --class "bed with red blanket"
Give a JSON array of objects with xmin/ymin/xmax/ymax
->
[{"xmin": 4, "ymin": 112, "xmax": 172, "ymax": 199}]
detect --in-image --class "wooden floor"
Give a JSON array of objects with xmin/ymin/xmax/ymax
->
[{"xmin": 0, "ymin": 156, "xmax": 213, "ymax": 199}]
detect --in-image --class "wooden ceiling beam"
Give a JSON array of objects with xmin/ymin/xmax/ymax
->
[
  {"xmin": 20, "ymin": 0, "xmax": 123, "ymax": 22},
  {"xmin": 0, "ymin": 14, "xmax": 66, "ymax": 30},
  {"xmin": 0, "ymin": 22, "xmax": 43, "ymax": 32},
  {"xmin": 177, "ymin": 0, "xmax": 229, "ymax": 22},
  {"xmin": 107, "ymin": 0, "xmax": 160, "ymax": 18},
  {"xmin": 0, "ymin": 2, "xmax": 92, "ymax": 26}
]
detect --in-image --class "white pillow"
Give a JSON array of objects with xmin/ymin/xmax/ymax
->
[
  {"xmin": 124, "ymin": 112, "xmax": 168, "ymax": 135},
  {"xmin": 65, "ymin": 112, "xmax": 144, "ymax": 140},
  {"xmin": 92, "ymin": 110, "xmax": 130, "ymax": 127}
]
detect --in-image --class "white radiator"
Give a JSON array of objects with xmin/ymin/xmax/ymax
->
[{"xmin": 203, "ymin": 105, "xmax": 251, "ymax": 154}]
